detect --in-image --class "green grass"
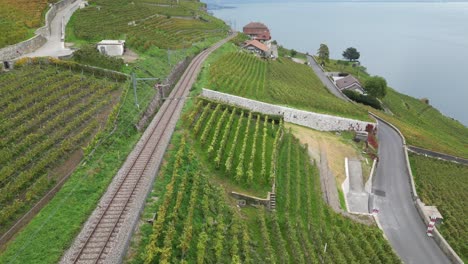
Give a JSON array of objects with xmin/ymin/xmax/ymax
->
[
  {"xmin": 0, "ymin": 66, "xmax": 157, "ymax": 263},
  {"xmin": 127, "ymin": 101, "xmax": 401, "ymax": 263},
  {"xmin": 338, "ymin": 188, "xmax": 348, "ymax": 211},
  {"xmin": 318, "ymin": 57, "xmax": 370, "ymax": 82},
  {"xmin": 206, "ymin": 49, "xmax": 370, "ymax": 121},
  {"xmin": 410, "ymin": 153, "xmax": 468, "ymax": 262}
]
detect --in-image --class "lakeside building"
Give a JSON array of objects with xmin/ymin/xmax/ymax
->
[
  {"xmin": 243, "ymin": 39, "xmax": 271, "ymax": 58},
  {"xmin": 96, "ymin": 40, "xmax": 125, "ymax": 56},
  {"xmin": 334, "ymin": 74, "xmax": 365, "ymax": 94},
  {"xmin": 243, "ymin": 22, "xmax": 271, "ymax": 41}
]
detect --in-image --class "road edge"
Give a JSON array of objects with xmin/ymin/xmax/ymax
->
[{"xmin": 369, "ymin": 112, "xmax": 463, "ymax": 264}]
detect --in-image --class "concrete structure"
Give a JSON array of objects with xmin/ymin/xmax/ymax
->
[
  {"xmin": 97, "ymin": 40, "xmax": 125, "ymax": 56},
  {"xmin": 334, "ymin": 75, "xmax": 364, "ymax": 94},
  {"xmin": 201, "ymin": 89, "xmax": 374, "ymax": 132},
  {"xmin": 243, "ymin": 22, "xmax": 271, "ymax": 41},
  {"xmin": 243, "ymin": 40, "xmax": 270, "ymax": 57},
  {"xmin": 343, "ymin": 158, "xmax": 369, "ymax": 214}
]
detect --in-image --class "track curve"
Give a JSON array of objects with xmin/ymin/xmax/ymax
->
[{"xmin": 61, "ymin": 33, "xmax": 236, "ymax": 264}]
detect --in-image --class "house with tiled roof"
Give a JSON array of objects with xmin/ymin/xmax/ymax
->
[
  {"xmin": 243, "ymin": 40, "xmax": 271, "ymax": 57},
  {"xmin": 243, "ymin": 22, "xmax": 271, "ymax": 41},
  {"xmin": 334, "ymin": 75, "xmax": 364, "ymax": 94}
]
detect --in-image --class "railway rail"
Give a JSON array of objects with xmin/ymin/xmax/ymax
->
[{"xmin": 61, "ymin": 33, "xmax": 235, "ymax": 264}]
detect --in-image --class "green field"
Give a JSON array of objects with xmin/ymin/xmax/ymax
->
[
  {"xmin": 127, "ymin": 101, "xmax": 400, "ymax": 263},
  {"xmin": 205, "ymin": 50, "xmax": 370, "ymax": 121},
  {"xmin": 0, "ymin": 62, "xmax": 123, "ymax": 236},
  {"xmin": 410, "ymin": 154, "xmax": 468, "ymax": 262},
  {"xmin": 0, "ymin": 0, "xmax": 58, "ymax": 48},
  {"xmin": 67, "ymin": 0, "xmax": 228, "ymax": 51}
]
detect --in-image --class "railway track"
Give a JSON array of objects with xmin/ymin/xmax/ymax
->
[{"xmin": 62, "ymin": 33, "xmax": 235, "ymax": 264}]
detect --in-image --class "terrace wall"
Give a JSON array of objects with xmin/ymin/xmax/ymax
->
[{"xmin": 201, "ymin": 89, "xmax": 374, "ymax": 131}]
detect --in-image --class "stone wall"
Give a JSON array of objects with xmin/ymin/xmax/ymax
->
[
  {"xmin": 201, "ymin": 89, "xmax": 375, "ymax": 131},
  {"xmin": 0, "ymin": 0, "xmax": 76, "ymax": 61}
]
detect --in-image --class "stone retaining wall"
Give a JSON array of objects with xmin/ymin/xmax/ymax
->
[
  {"xmin": 201, "ymin": 89, "xmax": 375, "ymax": 131},
  {"xmin": 0, "ymin": 0, "xmax": 76, "ymax": 61}
]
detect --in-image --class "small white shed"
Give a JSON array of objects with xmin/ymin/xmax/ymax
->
[{"xmin": 97, "ymin": 40, "xmax": 125, "ymax": 56}]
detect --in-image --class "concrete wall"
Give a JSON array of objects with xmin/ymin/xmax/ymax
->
[
  {"xmin": 0, "ymin": 0, "xmax": 76, "ymax": 61},
  {"xmin": 201, "ymin": 89, "xmax": 375, "ymax": 131},
  {"xmin": 370, "ymin": 113, "xmax": 463, "ymax": 264}
]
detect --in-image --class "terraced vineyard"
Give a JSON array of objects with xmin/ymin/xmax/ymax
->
[
  {"xmin": 0, "ymin": 0, "xmax": 57, "ymax": 48},
  {"xmin": 0, "ymin": 64, "xmax": 123, "ymax": 235},
  {"xmin": 69, "ymin": 0, "xmax": 228, "ymax": 50},
  {"xmin": 410, "ymin": 154, "xmax": 468, "ymax": 262},
  {"xmin": 129, "ymin": 101, "xmax": 400, "ymax": 263},
  {"xmin": 371, "ymin": 88, "xmax": 468, "ymax": 158},
  {"xmin": 207, "ymin": 51, "xmax": 370, "ymax": 121}
]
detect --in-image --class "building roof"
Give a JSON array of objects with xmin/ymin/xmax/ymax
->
[
  {"xmin": 243, "ymin": 40, "xmax": 269, "ymax": 52},
  {"xmin": 243, "ymin": 22, "xmax": 269, "ymax": 29},
  {"xmin": 97, "ymin": 40, "xmax": 125, "ymax": 45},
  {"xmin": 335, "ymin": 75, "xmax": 362, "ymax": 90}
]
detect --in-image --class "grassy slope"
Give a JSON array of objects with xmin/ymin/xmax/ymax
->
[
  {"xmin": 317, "ymin": 57, "xmax": 468, "ymax": 158},
  {"xmin": 205, "ymin": 48, "xmax": 370, "ymax": 121},
  {"xmin": 372, "ymin": 88, "xmax": 468, "ymax": 158},
  {"xmin": 410, "ymin": 154, "xmax": 468, "ymax": 262}
]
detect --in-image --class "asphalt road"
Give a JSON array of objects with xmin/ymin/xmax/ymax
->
[
  {"xmin": 306, "ymin": 55, "xmax": 349, "ymax": 101},
  {"xmin": 372, "ymin": 120, "xmax": 450, "ymax": 264},
  {"xmin": 22, "ymin": 0, "xmax": 82, "ymax": 58}
]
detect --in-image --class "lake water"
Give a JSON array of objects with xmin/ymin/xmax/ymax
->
[{"xmin": 210, "ymin": 2, "xmax": 468, "ymax": 126}]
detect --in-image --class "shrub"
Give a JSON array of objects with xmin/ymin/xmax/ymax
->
[
  {"xmin": 343, "ymin": 90, "xmax": 383, "ymax": 110},
  {"xmin": 73, "ymin": 44, "xmax": 124, "ymax": 71}
]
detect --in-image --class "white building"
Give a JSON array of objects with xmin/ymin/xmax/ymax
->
[{"xmin": 96, "ymin": 40, "xmax": 125, "ymax": 56}]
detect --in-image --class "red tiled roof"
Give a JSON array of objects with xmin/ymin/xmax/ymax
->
[
  {"xmin": 243, "ymin": 22, "xmax": 269, "ymax": 29},
  {"xmin": 243, "ymin": 40, "xmax": 269, "ymax": 52},
  {"xmin": 243, "ymin": 22, "xmax": 271, "ymax": 40}
]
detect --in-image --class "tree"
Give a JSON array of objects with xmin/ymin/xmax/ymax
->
[
  {"xmin": 290, "ymin": 49, "xmax": 297, "ymax": 57},
  {"xmin": 364, "ymin": 76, "xmax": 387, "ymax": 98},
  {"xmin": 342, "ymin": 47, "xmax": 360, "ymax": 61},
  {"xmin": 317, "ymin": 43, "xmax": 330, "ymax": 62}
]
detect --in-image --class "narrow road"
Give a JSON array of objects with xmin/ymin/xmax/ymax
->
[
  {"xmin": 23, "ymin": 0, "xmax": 82, "ymax": 58},
  {"xmin": 306, "ymin": 55, "xmax": 348, "ymax": 101},
  {"xmin": 61, "ymin": 33, "xmax": 235, "ymax": 264},
  {"xmin": 372, "ymin": 120, "xmax": 450, "ymax": 264}
]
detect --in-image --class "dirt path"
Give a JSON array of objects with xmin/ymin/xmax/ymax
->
[{"xmin": 287, "ymin": 123, "xmax": 374, "ymax": 225}]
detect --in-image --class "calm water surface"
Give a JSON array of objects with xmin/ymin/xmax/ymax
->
[{"xmin": 211, "ymin": 2, "xmax": 468, "ymax": 126}]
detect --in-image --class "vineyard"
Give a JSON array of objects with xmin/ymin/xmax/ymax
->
[
  {"xmin": 410, "ymin": 154, "xmax": 468, "ymax": 262},
  {"xmin": 68, "ymin": 0, "xmax": 228, "ymax": 51},
  {"xmin": 0, "ymin": 64, "xmax": 123, "ymax": 235},
  {"xmin": 207, "ymin": 51, "xmax": 370, "ymax": 121},
  {"xmin": 0, "ymin": 0, "xmax": 57, "ymax": 48},
  {"xmin": 128, "ymin": 101, "xmax": 400, "ymax": 263},
  {"xmin": 371, "ymin": 88, "xmax": 468, "ymax": 158}
]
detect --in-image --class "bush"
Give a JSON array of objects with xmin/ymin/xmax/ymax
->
[
  {"xmin": 73, "ymin": 45, "xmax": 124, "ymax": 71},
  {"xmin": 343, "ymin": 90, "xmax": 383, "ymax": 110}
]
